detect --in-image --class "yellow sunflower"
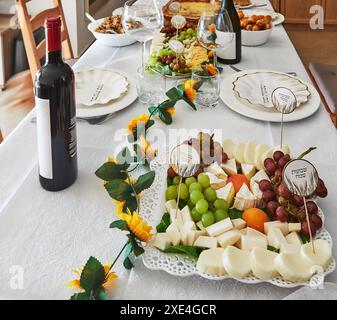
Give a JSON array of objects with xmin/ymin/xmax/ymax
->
[
  {"xmin": 117, "ymin": 210, "xmax": 153, "ymax": 242},
  {"xmin": 205, "ymin": 64, "xmax": 218, "ymax": 76},
  {"xmin": 127, "ymin": 114, "xmax": 150, "ymax": 134},
  {"xmin": 166, "ymin": 107, "xmax": 175, "ymax": 116},
  {"xmin": 184, "ymin": 86, "xmax": 196, "ymax": 102},
  {"xmin": 139, "ymin": 136, "xmax": 157, "ymax": 160}
]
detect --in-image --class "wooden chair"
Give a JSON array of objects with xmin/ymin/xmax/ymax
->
[{"xmin": 16, "ymin": 0, "xmax": 74, "ymax": 81}]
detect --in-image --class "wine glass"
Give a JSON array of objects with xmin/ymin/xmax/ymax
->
[
  {"xmin": 197, "ymin": 11, "xmax": 234, "ymax": 67},
  {"xmin": 122, "ymin": 0, "xmax": 163, "ymax": 72}
]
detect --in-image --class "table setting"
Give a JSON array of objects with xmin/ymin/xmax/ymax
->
[{"xmin": 0, "ymin": 0, "xmax": 337, "ymax": 301}]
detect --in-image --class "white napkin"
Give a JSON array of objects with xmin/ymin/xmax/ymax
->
[{"xmin": 283, "ymin": 283, "xmax": 337, "ymax": 300}]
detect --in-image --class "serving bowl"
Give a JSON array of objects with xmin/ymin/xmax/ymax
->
[
  {"xmin": 88, "ymin": 18, "xmax": 136, "ymax": 47},
  {"xmin": 242, "ymin": 26, "xmax": 273, "ymax": 47}
]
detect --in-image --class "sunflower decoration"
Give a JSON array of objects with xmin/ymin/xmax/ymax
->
[
  {"xmin": 139, "ymin": 135, "xmax": 158, "ymax": 161},
  {"xmin": 111, "ymin": 209, "xmax": 153, "ymax": 269},
  {"xmin": 184, "ymin": 80, "xmax": 197, "ymax": 102},
  {"xmin": 68, "ymin": 257, "xmax": 118, "ymax": 300},
  {"xmin": 127, "ymin": 114, "xmax": 155, "ymax": 142}
]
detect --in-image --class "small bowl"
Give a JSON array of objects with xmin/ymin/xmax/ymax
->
[
  {"xmin": 241, "ymin": 26, "xmax": 273, "ymax": 47},
  {"xmin": 88, "ymin": 18, "xmax": 136, "ymax": 47}
]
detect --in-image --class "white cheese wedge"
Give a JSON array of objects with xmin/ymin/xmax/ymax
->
[
  {"xmin": 264, "ymin": 221, "xmax": 289, "ymax": 236},
  {"xmin": 273, "ymin": 144, "xmax": 290, "ymax": 156},
  {"xmin": 233, "ymin": 183, "xmax": 256, "ymax": 211},
  {"xmin": 175, "ymin": 209, "xmax": 184, "ymax": 231},
  {"xmin": 205, "ymin": 172, "xmax": 227, "ymax": 190},
  {"xmin": 300, "ymin": 239, "xmax": 332, "ymax": 268},
  {"xmin": 181, "ymin": 206, "xmax": 193, "ymax": 224},
  {"xmin": 261, "ymin": 149, "xmax": 274, "ymax": 167},
  {"xmin": 217, "ymin": 229, "xmax": 241, "ymax": 248},
  {"xmin": 249, "ymin": 180, "xmax": 263, "ymax": 207},
  {"xmin": 222, "ymin": 139, "xmax": 235, "ymax": 159},
  {"xmin": 166, "ymin": 223, "xmax": 181, "ymax": 246},
  {"xmin": 197, "ymin": 248, "xmax": 226, "ymax": 276},
  {"xmin": 288, "ymin": 223, "xmax": 301, "ymax": 233},
  {"xmin": 240, "ymin": 228, "xmax": 247, "ymax": 235},
  {"xmin": 232, "ymin": 218, "xmax": 246, "ymax": 230},
  {"xmin": 207, "ymin": 162, "xmax": 228, "ymax": 180},
  {"xmin": 267, "ymin": 227, "xmax": 288, "ymax": 249},
  {"xmin": 241, "ymin": 163, "xmax": 256, "ymax": 180},
  {"xmin": 165, "ymin": 200, "xmax": 177, "ymax": 214},
  {"xmin": 275, "ymin": 252, "xmax": 313, "ymax": 282},
  {"xmin": 233, "ymin": 143, "xmax": 245, "ymax": 164},
  {"xmin": 196, "ymin": 221, "xmax": 206, "ymax": 231},
  {"xmin": 280, "ymin": 243, "xmax": 300, "ymax": 254},
  {"xmin": 183, "ymin": 230, "xmax": 206, "ymax": 246},
  {"xmin": 206, "ymin": 217, "xmax": 233, "ymax": 237},
  {"xmin": 246, "ymin": 227, "xmax": 267, "ymax": 239},
  {"xmin": 180, "ymin": 221, "xmax": 197, "ymax": 244},
  {"xmin": 240, "ymin": 235, "xmax": 268, "ymax": 251},
  {"xmin": 254, "ymin": 144, "xmax": 269, "ymax": 170},
  {"xmin": 223, "ymin": 246, "xmax": 251, "ymax": 279},
  {"xmin": 221, "ymin": 158, "xmax": 237, "ymax": 176},
  {"xmin": 194, "ymin": 236, "xmax": 218, "ymax": 249},
  {"xmin": 152, "ymin": 233, "xmax": 171, "ymax": 251},
  {"xmin": 169, "ymin": 208, "xmax": 178, "ymax": 224},
  {"xmin": 286, "ymin": 232, "xmax": 303, "ymax": 246},
  {"xmin": 250, "ymin": 247, "xmax": 278, "ymax": 280},
  {"xmin": 252, "ymin": 169, "xmax": 270, "ymax": 183},
  {"xmin": 216, "ymin": 182, "xmax": 235, "ymax": 204},
  {"xmin": 243, "ymin": 141, "xmax": 257, "ymax": 164}
]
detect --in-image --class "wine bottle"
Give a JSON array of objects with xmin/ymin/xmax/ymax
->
[
  {"xmin": 216, "ymin": 0, "xmax": 242, "ymax": 64},
  {"xmin": 35, "ymin": 17, "xmax": 78, "ymax": 191}
]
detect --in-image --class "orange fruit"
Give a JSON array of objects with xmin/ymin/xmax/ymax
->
[
  {"xmin": 242, "ymin": 208, "xmax": 270, "ymax": 233},
  {"xmin": 227, "ymin": 174, "xmax": 250, "ymax": 193}
]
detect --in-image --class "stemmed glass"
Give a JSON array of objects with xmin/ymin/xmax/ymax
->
[
  {"xmin": 122, "ymin": 0, "xmax": 164, "ymax": 72},
  {"xmin": 197, "ymin": 10, "xmax": 234, "ymax": 67}
]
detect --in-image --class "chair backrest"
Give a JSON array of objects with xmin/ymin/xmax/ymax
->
[{"xmin": 16, "ymin": 0, "xmax": 74, "ymax": 81}]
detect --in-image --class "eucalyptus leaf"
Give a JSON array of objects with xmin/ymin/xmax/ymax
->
[
  {"xmin": 156, "ymin": 212, "xmax": 170, "ymax": 233},
  {"xmin": 166, "ymin": 87, "xmax": 183, "ymax": 100},
  {"xmin": 80, "ymin": 257, "xmax": 105, "ymax": 292},
  {"xmin": 162, "ymin": 245, "xmax": 205, "ymax": 259},
  {"xmin": 123, "ymin": 194, "xmax": 138, "ymax": 213},
  {"xmin": 227, "ymin": 208, "xmax": 243, "ymax": 219},
  {"xmin": 94, "ymin": 286, "xmax": 107, "ymax": 300},
  {"xmin": 129, "ymin": 234, "xmax": 145, "ymax": 257},
  {"xmin": 105, "ymin": 180, "xmax": 132, "ymax": 201},
  {"xmin": 123, "ymin": 256, "xmax": 134, "ymax": 269},
  {"xmin": 110, "ymin": 220, "xmax": 128, "ymax": 231},
  {"xmin": 182, "ymin": 96, "xmax": 197, "ymax": 110},
  {"xmin": 95, "ymin": 162, "xmax": 128, "ymax": 181},
  {"xmin": 159, "ymin": 110, "xmax": 173, "ymax": 125},
  {"xmin": 133, "ymin": 171, "xmax": 155, "ymax": 194},
  {"xmin": 70, "ymin": 291, "xmax": 92, "ymax": 300},
  {"xmin": 148, "ymin": 106, "xmax": 159, "ymax": 115}
]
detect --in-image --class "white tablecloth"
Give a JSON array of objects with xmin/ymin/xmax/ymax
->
[{"xmin": 0, "ymin": 1, "xmax": 337, "ymax": 299}]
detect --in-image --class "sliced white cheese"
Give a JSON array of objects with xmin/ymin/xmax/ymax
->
[
  {"xmin": 166, "ymin": 223, "xmax": 181, "ymax": 246},
  {"xmin": 233, "ymin": 143, "xmax": 245, "ymax": 164},
  {"xmin": 264, "ymin": 221, "xmax": 289, "ymax": 236},
  {"xmin": 216, "ymin": 182, "xmax": 235, "ymax": 204},
  {"xmin": 280, "ymin": 243, "xmax": 300, "ymax": 254},
  {"xmin": 286, "ymin": 232, "xmax": 303, "ymax": 247},
  {"xmin": 252, "ymin": 169, "xmax": 270, "ymax": 183},
  {"xmin": 241, "ymin": 163, "xmax": 256, "ymax": 180},
  {"xmin": 207, "ymin": 162, "xmax": 228, "ymax": 180},
  {"xmin": 222, "ymin": 139, "xmax": 235, "ymax": 159},
  {"xmin": 194, "ymin": 236, "xmax": 218, "ymax": 249},
  {"xmin": 233, "ymin": 183, "xmax": 256, "ymax": 211},
  {"xmin": 184, "ymin": 230, "xmax": 206, "ymax": 246},
  {"xmin": 223, "ymin": 246, "xmax": 251, "ymax": 279},
  {"xmin": 165, "ymin": 200, "xmax": 177, "ymax": 214},
  {"xmin": 240, "ymin": 235, "xmax": 268, "ymax": 251},
  {"xmin": 240, "ymin": 228, "xmax": 247, "ymax": 235},
  {"xmin": 232, "ymin": 218, "xmax": 246, "ymax": 230},
  {"xmin": 169, "ymin": 208, "xmax": 178, "ymax": 224},
  {"xmin": 205, "ymin": 172, "xmax": 227, "ymax": 190},
  {"xmin": 243, "ymin": 141, "xmax": 257, "ymax": 164},
  {"xmin": 217, "ymin": 229, "xmax": 241, "ymax": 248},
  {"xmin": 181, "ymin": 206, "xmax": 193, "ymax": 224},
  {"xmin": 206, "ymin": 217, "xmax": 233, "ymax": 237},
  {"xmin": 250, "ymin": 247, "xmax": 278, "ymax": 280},
  {"xmin": 300, "ymin": 239, "xmax": 332, "ymax": 269},
  {"xmin": 196, "ymin": 221, "xmax": 206, "ymax": 231},
  {"xmin": 246, "ymin": 227, "xmax": 267, "ymax": 239},
  {"xmin": 197, "ymin": 248, "xmax": 226, "ymax": 276},
  {"xmin": 254, "ymin": 144, "xmax": 270, "ymax": 170},
  {"xmin": 152, "ymin": 233, "xmax": 171, "ymax": 250},
  {"xmin": 288, "ymin": 223, "xmax": 301, "ymax": 233},
  {"xmin": 221, "ymin": 158, "xmax": 237, "ymax": 176},
  {"xmin": 275, "ymin": 252, "xmax": 313, "ymax": 282},
  {"xmin": 267, "ymin": 227, "xmax": 288, "ymax": 249}
]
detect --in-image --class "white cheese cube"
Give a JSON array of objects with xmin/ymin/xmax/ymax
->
[
  {"xmin": 264, "ymin": 221, "xmax": 289, "ymax": 236},
  {"xmin": 221, "ymin": 158, "xmax": 237, "ymax": 175},
  {"xmin": 246, "ymin": 227, "xmax": 267, "ymax": 239},
  {"xmin": 196, "ymin": 221, "xmax": 206, "ymax": 231},
  {"xmin": 165, "ymin": 200, "xmax": 177, "ymax": 213},
  {"xmin": 240, "ymin": 228, "xmax": 247, "ymax": 235},
  {"xmin": 197, "ymin": 248, "xmax": 226, "ymax": 276},
  {"xmin": 286, "ymin": 232, "xmax": 303, "ymax": 246},
  {"xmin": 252, "ymin": 169, "xmax": 270, "ymax": 183},
  {"xmin": 222, "ymin": 246, "xmax": 251, "ymax": 279},
  {"xmin": 194, "ymin": 236, "xmax": 218, "ymax": 249},
  {"xmin": 166, "ymin": 223, "xmax": 181, "ymax": 246},
  {"xmin": 217, "ymin": 230, "xmax": 241, "ymax": 248},
  {"xmin": 288, "ymin": 223, "xmax": 301, "ymax": 233},
  {"xmin": 267, "ymin": 227, "xmax": 288, "ymax": 249},
  {"xmin": 181, "ymin": 206, "xmax": 193, "ymax": 224},
  {"xmin": 250, "ymin": 247, "xmax": 278, "ymax": 280},
  {"xmin": 206, "ymin": 217, "xmax": 233, "ymax": 237},
  {"xmin": 232, "ymin": 218, "xmax": 246, "ymax": 230},
  {"xmin": 216, "ymin": 183, "xmax": 235, "ymax": 205},
  {"xmin": 280, "ymin": 243, "xmax": 300, "ymax": 254},
  {"xmin": 241, "ymin": 163, "xmax": 256, "ymax": 180},
  {"xmin": 240, "ymin": 235, "xmax": 267, "ymax": 251},
  {"xmin": 152, "ymin": 233, "xmax": 171, "ymax": 250},
  {"xmin": 184, "ymin": 230, "xmax": 206, "ymax": 246}
]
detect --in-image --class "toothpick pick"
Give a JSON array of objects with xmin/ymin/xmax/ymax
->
[
  {"xmin": 303, "ymin": 196, "xmax": 315, "ymax": 254},
  {"xmin": 280, "ymin": 112, "xmax": 284, "ymax": 149}
]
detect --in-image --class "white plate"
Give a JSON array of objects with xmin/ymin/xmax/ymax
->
[
  {"xmin": 240, "ymin": 1, "xmax": 255, "ymax": 9},
  {"xmin": 140, "ymin": 150, "xmax": 336, "ymax": 288},
  {"xmin": 246, "ymin": 9, "xmax": 285, "ymax": 25},
  {"xmin": 76, "ymin": 69, "xmax": 129, "ymax": 106},
  {"xmin": 220, "ymin": 70, "xmax": 321, "ymax": 122},
  {"xmin": 75, "ymin": 69, "xmax": 138, "ymax": 118}
]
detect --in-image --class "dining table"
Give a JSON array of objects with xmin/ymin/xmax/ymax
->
[{"xmin": 0, "ymin": 0, "xmax": 337, "ymax": 300}]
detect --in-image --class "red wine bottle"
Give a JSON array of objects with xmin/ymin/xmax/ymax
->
[
  {"xmin": 217, "ymin": 0, "xmax": 242, "ymax": 64},
  {"xmin": 35, "ymin": 17, "xmax": 77, "ymax": 191}
]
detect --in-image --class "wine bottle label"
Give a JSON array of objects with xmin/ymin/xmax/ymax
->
[
  {"xmin": 35, "ymin": 97, "xmax": 53, "ymax": 179},
  {"xmin": 216, "ymin": 32, "xmax": 236, "ymax": 60}
]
